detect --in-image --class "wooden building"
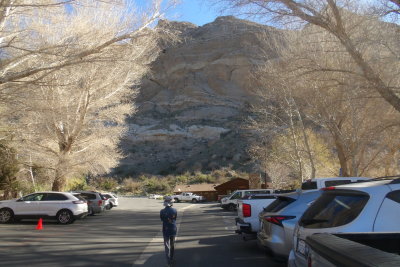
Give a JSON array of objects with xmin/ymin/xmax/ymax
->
[
  {"xmin": 173, "ymin": 183, "xmax": 219, "ymax": 201},
  {"xmin": 214, "ymin": 178, "xmax": 249, "ymax": 196}
]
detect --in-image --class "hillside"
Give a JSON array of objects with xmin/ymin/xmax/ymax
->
[{"xmin": 114, "ymin": 16, "xmax": 286, "ymax": 176}]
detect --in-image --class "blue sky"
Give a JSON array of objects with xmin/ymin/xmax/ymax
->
[{"xmin": 165, "ymin": 0, "xmax": 225, "ymax": 26}]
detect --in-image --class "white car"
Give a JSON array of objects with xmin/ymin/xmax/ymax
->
[
  {"xmin": 0, "ymin": 192, "xmax": 88, "ymax": 224},
  {"xmin": 289, "ymin": 178, "xmax": 400, "ymax": 267},
  {"xmin": 102, "ymin": 193, "xmax": 118, "ymax": 209}
]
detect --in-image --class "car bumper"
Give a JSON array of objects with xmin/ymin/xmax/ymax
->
[{"xmin": 257, "ymin": 229, "xmax": 289, "ymax": 258}]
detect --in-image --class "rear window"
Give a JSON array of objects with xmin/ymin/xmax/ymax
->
[
  {"xmin": 264, "ymin": 196, "xmax": 296, "ymax": 212},
  {"xmin": 325, "ymin": 180, "xmax": 351, "ymax": 187},
  {"xmin": 80, "ymin": 193, "xmax": 96, "ymax": 200},
  {"xmin": 300, "ymin": 190, "xmax": 369, "ymax": 229},
  {"xmin": 301, "ymin": 181, "xmax": 317, "ymax": 190}
]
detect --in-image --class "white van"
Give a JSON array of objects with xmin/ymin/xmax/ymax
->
[{"xmin": 220, "ymin": 189, "xmax": 274, "ymax": 211}]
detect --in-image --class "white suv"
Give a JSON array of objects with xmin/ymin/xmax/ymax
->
[
  {"xmin": 0, "ymin": 192, "xmax": 88, "ymax": 224},
  {"xmin": 289, "ymin": 178, "xmax": 400, "ymax": 267}
]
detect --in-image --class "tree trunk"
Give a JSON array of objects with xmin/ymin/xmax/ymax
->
[
  {"xmin": 333, "ymin": 134, "xmax": 350, "ymax": 177},
  {"xmin": 51, "ymin": 156, "xmax": 69, "ymax": 191}
]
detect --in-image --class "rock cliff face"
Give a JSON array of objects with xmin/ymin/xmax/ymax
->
[{"xmin": 115, "ymin": 16, "xmax": 285, "ymax": 176}]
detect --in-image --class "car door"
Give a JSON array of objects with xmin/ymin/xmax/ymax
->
[
  {"xmin": 40, "ymin": 193, "xmax": 69, "ymax": 216},
  {"xmin": 15, "ymin": 193, "xmax": 45, "ymax": 215}
]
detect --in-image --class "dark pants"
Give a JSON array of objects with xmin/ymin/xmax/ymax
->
[{"xmin": 163, "ymin": 235, "xmax": 176, "ymax": 263}]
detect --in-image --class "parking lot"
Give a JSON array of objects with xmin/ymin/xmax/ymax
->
[{"xmin": 0, "ymin": 198, "xmax": 284, "ymax": 267}]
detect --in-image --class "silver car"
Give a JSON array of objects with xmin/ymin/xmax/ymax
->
[
  {"xmin": 72, "ymin": 191, "xmax": 106, "ymax": 215},
  {"xmin": 289, "ymin": 178, "xmax": 400, "ymax": 267},
  {"xmin": 257, "ymin": 190, "xmax": 322, "ymax": 260}
]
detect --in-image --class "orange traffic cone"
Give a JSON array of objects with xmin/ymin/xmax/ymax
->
[{"xmin": 36, "ymin": 218, "xmax": 43, "ymax": 230}]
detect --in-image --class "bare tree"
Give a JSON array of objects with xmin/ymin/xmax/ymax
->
[
  {"xmin": 217, "ymin": 0, "xmax": 400, "ymax": 113},
  {"xmin": 3, "ymin": 0, "xmax": 175, "ymax": 191}
]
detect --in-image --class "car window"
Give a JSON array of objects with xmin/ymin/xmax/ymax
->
[
  {"xmin": 73, "ymin": 194, "xmax": 86, "ymax": 201},
  {"xmin": 264, "ymin": 196, "xmax": 296, "ymax": 212},
  {"xmin": 42, "ymin": 193, "xmax": 68, "ymax": 201},
  {"xmin": 301, "ymin": 181, "xmax": 317, "ymax": 190},
  {"xmin": 80, "ymin": 193, "xmax": 96, "ymax": 200},
  {"xmin": 300, "ymin": 191, "xmax": 369, "ymax": 229},
  {"xmin": 23, "ymin": 193, "xmax": 45, "ymax": 201},
  {"xmin": 325, "ymin": 180, "xmax": 351, "ymax": 187},
  {"xmin": 230, "ymin": 192, "xmax": 241, "ymax": 200},
  {"xmin": 386, "ymin": 190, "xmax": 400, "ymax": 203}
]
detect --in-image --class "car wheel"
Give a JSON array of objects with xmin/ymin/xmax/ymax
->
[
  {"xmin": 191, "ymin": 198, "xmax": 198, "ymax": 203},
  {"xmin": 174, "ymin": 198, "xmax": 180, "ymax": 203},
  {"xmin": 57, "ymin": 209, "xmax": 74, "ymax": 224},
  {"xmin": 0, "ymin": 208, "xmax": 14, "ymax": 223},
  {"xmin": 108, "ymin": 203, "xmax": 113, "ymax": 210},
  {"xmin": 228, "ymin": 204, "xmax": 236, "ymax": 211}
]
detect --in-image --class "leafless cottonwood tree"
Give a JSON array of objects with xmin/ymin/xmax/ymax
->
[
  {"xmin": 1, "ymin": 0, "xmax": 176, "ymax": 191},
  {"xmin": 217, "ymin": 0, "xmax": 400, "ymax": 113},
  {"xmin": 258, "ymin": 27, "xmax": 400, "ymax": 177}
]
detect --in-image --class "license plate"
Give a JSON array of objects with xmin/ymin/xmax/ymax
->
[{"xmin": 297, "ymin": 239, "xmax": 306, "ymax": 256}]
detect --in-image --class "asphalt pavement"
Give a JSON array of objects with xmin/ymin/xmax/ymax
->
[{"xmin": 0, "ymin": 198, "xmax": 285, "ymax": 267}]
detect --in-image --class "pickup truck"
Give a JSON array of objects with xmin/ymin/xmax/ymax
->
[
  {"xmin": 221, "ymin": 189, "xmax": 275, "ymax": 211},
  {"xmin": 235, "ymin": 194, "xmax": 277, "ymax": 240},
  {"xmin": 306, "ymin": 233, "xmax": 400, "ymax": 267},
  {"xmin": 171, "ymin": 192, "xmax": 205, "ymax": 203}
]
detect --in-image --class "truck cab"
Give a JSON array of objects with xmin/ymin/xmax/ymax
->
[{"xmin": 221, "ymin": 189, "xmax": 274, "ymax": 211}]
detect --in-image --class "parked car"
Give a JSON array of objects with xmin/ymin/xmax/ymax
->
[
  {"xmin": 102, "ymin": 193, "xmax": 118, "ymax": 209},
  {"xmin": 72, "ymin": 191, "xmax": 106, "ymax": 215},
  {"xmin": 148, "ymin": 194, "xmax": 163, "ymax": 199},
  {"xmin": 257, "ymin": 190, "xmax": 323, "ymax": 260},
  {"xmin": 0, "ymin": 192, "xmax": 88, "ymax": 224},
  {"xmin": 221, "ymin": 189, "xmax": 275, "ymax": 211},
  {"xmin": 301, "ymin": 177, "xmax": 370, "ymax": 191},
  {"xmin": 289, "ymin": 178, "xmax": 400, "ymax": 267}
]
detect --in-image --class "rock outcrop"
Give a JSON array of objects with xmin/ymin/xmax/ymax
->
[{"xmin": 115, "ymin": 16, "xmax": 285, "ymax": 176}]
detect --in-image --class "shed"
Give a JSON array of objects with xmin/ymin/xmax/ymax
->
[
  {"xmin": 173, "ymin": 183, "xmax": 219, "ymax": 201},
  {"xmin": 214, "ymin": 178, "xmax": 249, "ymax": 196}
]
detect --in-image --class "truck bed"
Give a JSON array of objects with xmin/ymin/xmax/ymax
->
[{"xmin": 307, "ymin": 233, "xmax": 400, "ymax": 267}]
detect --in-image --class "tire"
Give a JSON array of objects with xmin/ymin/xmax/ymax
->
[
  {"xmin": 56, "ymin": 209, "xmax": 74, "ymax": 224},
  {"xmin": 108, "ymin": 203, "xmax": 113, "ymax": 210},
  {"xmin": 228, "ymin": 204, "xmax": 236, "ymax": 211},
  {"xmin": 191, "ymin": 198, "xmax": 198, "ymax": 203},
  {"xmin": 0, "ymin": 208, "xmax": 14, "ymax": 223},
  {"xmin": 174, "ymin": 198, "xmax": 180, "ymax": 203}
]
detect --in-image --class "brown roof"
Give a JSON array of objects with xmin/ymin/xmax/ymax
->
[{"xmin": 173, "ymin": 183, "xmax": 219, "ymax": 193}]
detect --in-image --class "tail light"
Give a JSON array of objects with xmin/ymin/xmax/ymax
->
[
  {"xmin": 321, "ymin": 186, "xmax": 336, "ymax": 191},
  {"xmin": 73, "ymin": 200, "xmax": 85, "ymax": 204},
  {"xmin": 242, "ymin": 203, "xmax": 251, "ymax": 217},
  {"xmin": 98, "ymin": 200, "xmax": 103, "ymax": 206},
  {"xmin": 308, "ymin": 255, "xmax": 312, "ymax": 267},
  {"xmin": 264, "ymin": 215, "xmax": 296, "ymax": 226}
]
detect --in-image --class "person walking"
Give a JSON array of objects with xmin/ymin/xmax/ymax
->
[{"xmin": 160, "ymin": 196, "xmax": 177, "ymax": 266}]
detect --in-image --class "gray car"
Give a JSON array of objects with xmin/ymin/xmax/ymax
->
[
  {"xmin": 257, "ymin": 190, "xmax": 322, "ymax": 261},
  {"xmin": 288, "ymin": 178, "xmax": 400, "ymax": 267},
  {"xmin": 72, "ymin": 191, "xmax": 106, "ymax": 215}
]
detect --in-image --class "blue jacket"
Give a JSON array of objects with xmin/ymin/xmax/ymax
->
[{"xmin": 160, "ymin": 206, "xmax": 177, "ymax": 236}]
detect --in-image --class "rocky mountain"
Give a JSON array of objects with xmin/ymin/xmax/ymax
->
[{"xmin": 115, "ymin": 16, "xmax": 285, "ymax": 177}]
